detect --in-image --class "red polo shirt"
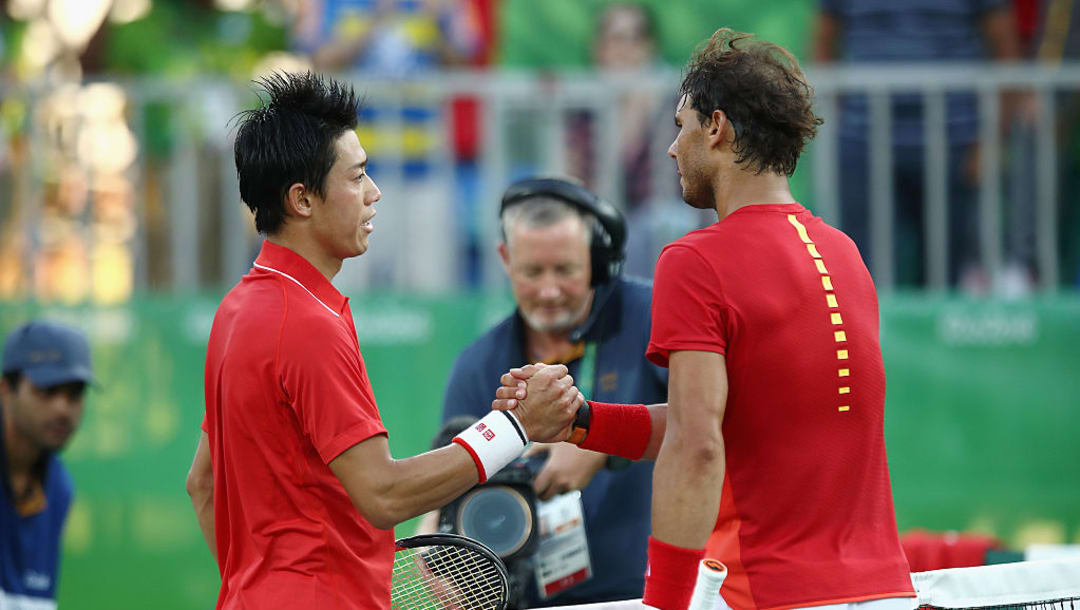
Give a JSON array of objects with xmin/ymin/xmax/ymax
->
[
  {"xmin": 203, "ymin": 241, "xmax": 393, "ymax": 609},
  {"xmin": 647, "ymin": 204, "xmax": 913, "ymax": 610}
]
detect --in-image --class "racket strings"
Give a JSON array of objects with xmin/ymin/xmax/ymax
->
[
  {"xmin": 391, "ymin": 544, "xmax": 506, "ymax": 609},
  {"xmin": 392, "ymin": 548, "xmax": 501, "ymax": 609}
]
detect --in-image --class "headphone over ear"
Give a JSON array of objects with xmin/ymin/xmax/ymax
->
[{"xmin": 500, "ymin": 177, "xmax": 627, "ymax": 287}]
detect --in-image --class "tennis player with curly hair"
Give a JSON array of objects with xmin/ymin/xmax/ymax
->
[{"xmin": 498, "ymin": 29, "xmax": 914, "ymax": 610}]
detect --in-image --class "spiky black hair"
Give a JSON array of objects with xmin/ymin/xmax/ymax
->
[{"xmin": 233, "ymin": 71, "xmax": 362, "ymax": 235}]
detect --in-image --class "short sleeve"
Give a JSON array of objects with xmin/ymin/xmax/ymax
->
[
  {"xmin": 280, "ymin": 325, "xmax": 387, "ymax": 464},
  {"xmin": 646, "ymin": 244, "xmax": 732, "ymax": 368}
]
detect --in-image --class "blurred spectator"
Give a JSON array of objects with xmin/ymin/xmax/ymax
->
[
  {"xmin": 292, "ymin": 0, "xmax": 486, "ymax": 75},
  {"xmin": 812, "ymin": 0, "xmax": 1027, "ymax": 290},
  {"xmin": 1032, "ymin": 0, "xmax": 1080, "ymax": 288},
  {"xmin": 564, "ymin": 3, "xmax": 696, "ymax": 278},
  {"xmin": 2, "ymin": 321, "xmax": 93, "ymax": 608},
  {"xmin": 900, "ymin": 529, "xmax": 1006, "ymax": 571},
  {"xmin": 567, "ymin": 3, "xmax": 663, "ymax": 210},
  {"xmin": 289, "ymin": 0, "xmax": 495, "ymax": 289}
]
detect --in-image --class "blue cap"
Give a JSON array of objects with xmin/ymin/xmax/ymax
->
[{"xmin": 2, "ymin": 321, "xmax": 95, "ymax": 387}]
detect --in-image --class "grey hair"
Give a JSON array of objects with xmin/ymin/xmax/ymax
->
[{"xmin": 499, "ymin": 197, "xmax": 595, "ymax": 246}]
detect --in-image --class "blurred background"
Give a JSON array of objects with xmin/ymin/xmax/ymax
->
[{"xmin": 0, "ymin": 0, "xmax": 1077, "ymax": 607}]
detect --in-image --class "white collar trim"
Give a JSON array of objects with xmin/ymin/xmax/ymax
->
[{"xmin": 253, "ymin": 263, "xmax": 340, "ymax": 318}]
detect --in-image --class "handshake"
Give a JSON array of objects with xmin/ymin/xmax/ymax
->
[{"xmin": 491, "ymin": 363, "xmax": 583, "ymax": 443}]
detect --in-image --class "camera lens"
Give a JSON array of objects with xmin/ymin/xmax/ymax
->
[{"xmin": 455, "ymin": 485, "xmax": 533, "ymax": 558}]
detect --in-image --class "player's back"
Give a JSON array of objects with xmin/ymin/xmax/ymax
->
[{"xmin": 669, "ymin": 203, "xmax": 912, "ymax": 609}]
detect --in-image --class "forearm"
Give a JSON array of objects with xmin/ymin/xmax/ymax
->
[
  {"xmin": 641, "ymin": 404, "xmax": 668, "ymax": 460},
  {"xmin": 650, "ymin": 431, "xmax": 725, "ymax": 549},
  {"xmin": 190, "ymin": 487, "xmax": 217, "ymax": 562},
  {"xmin": 186, "ymin": 432, "xmax": 216, "ymax": 561},
  {"xmin": 373, "ymin": 444, "xmax": 480, "ymax": 527}
]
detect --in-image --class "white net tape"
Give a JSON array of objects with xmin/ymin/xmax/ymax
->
[
  {"xmin": 530, "ymin": 559, "xmax": 1080, "ymax": 610},
  {"xmin": 911, "ymin": 558, "xmax": 1080, "ymax": 609}
]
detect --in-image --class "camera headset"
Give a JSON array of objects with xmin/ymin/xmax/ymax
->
[{"xmin": 499, "ymin": 177, "xmax": 628, "ymax": 287}]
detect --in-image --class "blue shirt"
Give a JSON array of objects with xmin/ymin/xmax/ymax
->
[
  {"xmin": 442, "ymin": 277, "xmax": 667, "ymax": 605},
  {"xmin": 821, "ymin": 0, "xmax": 1008, "ymax": 145},
  {"xmin": 1, "ymin": 414, "xmax": 72, "ymax": 609}
]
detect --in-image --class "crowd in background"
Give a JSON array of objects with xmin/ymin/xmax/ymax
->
[{"xmin": 0, "ymin": 0, "xmax": 1078, "ymax": 301}]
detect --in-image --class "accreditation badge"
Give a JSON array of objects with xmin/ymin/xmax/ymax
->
[{"xmin": 534, "ymin": 491, "xmax": 593, "ymax": 599}]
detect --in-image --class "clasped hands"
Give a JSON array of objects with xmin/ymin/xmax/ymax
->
[{"xmin": 491, "ymin": 363, "xmax": 583, "ymax": 443}]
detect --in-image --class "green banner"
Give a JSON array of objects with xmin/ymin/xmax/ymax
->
[{"xmin": 1, "ymin": 294, "xmax": 1077, "ymax": 609}]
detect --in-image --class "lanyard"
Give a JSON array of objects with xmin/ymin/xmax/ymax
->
[{"xmin": 577, "ymin": 342, "xmax": 597, "ymax": 401}]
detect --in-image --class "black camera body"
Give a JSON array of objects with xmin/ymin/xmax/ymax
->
[
  {"xmin": 439, "ymin": 456, "xmax": 542, "ymax": 608},
  {"xmin": 438, "ymin": 457, "xmax": 539, "ymax": 561}
]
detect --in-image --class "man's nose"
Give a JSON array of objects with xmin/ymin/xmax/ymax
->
[
  {"xmin": 50, "ymin": 394, "xmax": 82, "ymax": 418},
  {"xmin": 537, "ymin": 279, "xmax": 561, "ymax": 300},
  {"xmin": 667, "ymin": 139, "xmax": 677, "ymax": 158}
]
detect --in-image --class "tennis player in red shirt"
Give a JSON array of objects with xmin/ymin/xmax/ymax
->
[
  {"xmin": 497, "ymin": 29, "xmax": 914, "ymax": 610},
  {"xmin": 184, "ymin": 72, "xmax": 582, "ymax": 610}
]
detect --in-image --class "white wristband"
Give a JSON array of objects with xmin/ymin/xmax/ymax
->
[{"xmin": 453, "ymin": 411, "xmax": 528, "ymax": 483}]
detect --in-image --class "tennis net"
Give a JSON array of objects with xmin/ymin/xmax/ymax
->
[
  {"xmin": 534, "ymin": 558, "xmax": 1080, "ymax": 610},
  {"xmin": 912, "ymin": 557, "xmax": 1080, "ymax": 610}
]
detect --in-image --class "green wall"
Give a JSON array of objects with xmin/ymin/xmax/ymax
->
[{"xmin": 1, "ymin": 294, "xmax": 1078, "ymax": 609}]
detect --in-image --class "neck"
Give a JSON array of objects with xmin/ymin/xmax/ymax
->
[
  {"xmin": 2, "ymin": 405, "xmax": 41, "ymax": 476},
  {"xmin": 524, "ymin": 327, "xmax": 575, "ymax": 363},
  {"xmin": 712, "ymin": 167, "xmax": 795, "ymax": 221},
  {"xmin": 523, "ymin": 293, "xmax": 594, "ymax": 362},
  {"xmin": 267, "ymin": 231, "xmax": 342, "ymax": 282}
]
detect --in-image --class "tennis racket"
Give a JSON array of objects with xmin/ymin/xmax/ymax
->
[
  {"xmin": 391, "ymin": 533, "xmax": 510, "ymax": 610},
  {"xmin": 686, "ymin": 558, "xmax": 728, "ymax": 610}
]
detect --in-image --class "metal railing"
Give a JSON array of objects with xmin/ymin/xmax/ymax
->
[{"xmin": 0, "ymin": 63, "xmax": 1077, "ymax": 299}]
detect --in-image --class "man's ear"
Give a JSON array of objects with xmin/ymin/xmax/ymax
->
[
  {"xmin": 497, "ymin": 241, "xmax": 511, "ymax": 274},
  {"xmin": 707, "ymin": 109, "xmax": 731, "ymax": 149},
  {"xmin": 285, "ymin": 183, "xmax": 315, "ymax": 219}
]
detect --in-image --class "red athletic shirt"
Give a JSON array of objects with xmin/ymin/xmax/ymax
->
[
  {"xmin": 646, "ymin": 204, "xmax": 913, "ymax": 610},
  {"xmin": 203, "ymin": 241, "xmax": 394, "ymax": 609}
]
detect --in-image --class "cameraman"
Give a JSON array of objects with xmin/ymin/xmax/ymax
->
[{"xmin": 436, "ymin": 177, "xmax": 667, "ymax": 606}]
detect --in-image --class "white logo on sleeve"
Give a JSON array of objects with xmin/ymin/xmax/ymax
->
[{"xmin": 25, "ymin": 571, "xmax": 51, "ymax": 590}]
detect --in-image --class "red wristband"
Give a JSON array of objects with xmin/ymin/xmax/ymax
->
[
  {"xmin": 643, "ymin": 537, "xmax": 706, "ymax": 610},
  {"xmin": 578, "ymin": 401, "xmax": 651, "ymax": 460}
]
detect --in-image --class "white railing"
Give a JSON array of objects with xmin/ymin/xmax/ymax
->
[{"xmin": 0, "ymin": 63, "xmax": 1076, "ymax": 298}]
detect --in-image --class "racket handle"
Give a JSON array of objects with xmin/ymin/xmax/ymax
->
[{"xmin": 686, "ymin": 559, "xmax": 728, "ymax": 610}]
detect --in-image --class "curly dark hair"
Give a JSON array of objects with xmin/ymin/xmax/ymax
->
[
  {"xmin": 233, "ymin": 71, "xmax": 362, "ymax": 235},
  {"xmin": 680, "ymin": 28, "xmax": 822, "ymax": 177}
]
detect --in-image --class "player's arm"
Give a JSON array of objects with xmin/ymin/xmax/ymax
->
[
  {"xmin": 644, "ymin": 349, "xmax": 727, "ymax": 609},
  {"xmin": 329, "ymin": 437, "xmax": 482, "ymax": 530},
  {"xmin": 330, "ymin": 365, "xmax": 582, "ymax": 530},
  {"xmin": 185, "ymin": 431, "xmax": 217, "ymax": 561},
  {"xmin": 650, "ymin": 350, "xmax": 726, "ymax": 546}
]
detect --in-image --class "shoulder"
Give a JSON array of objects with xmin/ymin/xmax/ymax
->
[
  {"xmin": 611, "ymin": 276, "xmax": 655, "ymax": 313},
  {"xmin": 45, "ymin": 457, "xmax": 74, "ymax": 512},
  {"xmin": 656, "ymin": 239, "xmax": 715, "ymax": 274},
  {"xmin": 450, "ymin": 314, "xmax": 516, "ymax": 376}
]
